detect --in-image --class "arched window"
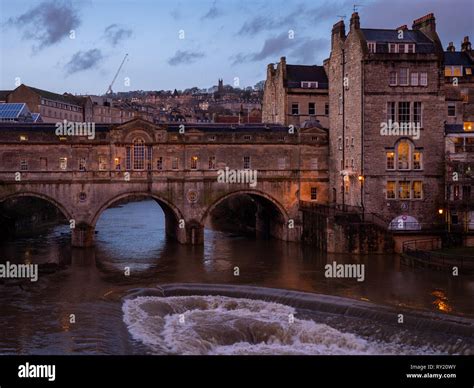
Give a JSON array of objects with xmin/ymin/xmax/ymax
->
[
  {"xmin": 133, "ymin": 138, "xmax": 145, "ymax": 170},
  {"xmin": 397, "ymin": 140, "xmax": 411, "ymax": 170}
]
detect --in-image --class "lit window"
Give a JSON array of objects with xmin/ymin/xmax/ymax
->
[
  {"xmin": 410, "ymin": 72, "xmax": 419, "ymax": 86},
  {"xmin": 453, "ymin": 66, "xmax": 462, "ymax": 77},
  {"xmin": 397, "ymin": 140, "xmax": 411, "ymax": 170},
  {"xmin": 386, "ymin": 152, "xmax": 395, "ymax": 170},
  {"xmin": 466, "ymin": 68, "xmax": 472, "ymax": 75},
  {"xmin": 20, "ymin": 135, "xmax": 28, "ymax": 141},
  {"xmin": 464, "ymin": 122, "xmax": 473, "ymax": 131},
  {"xmin": 190, "ymin": 156, "xmax": 198, "ymax": 170},
  {"xmin": 399, "ymin": 181, "xmax": 411, "ymax": 199},
  {"xmin": 412, "ymin": 181, "xmax": 422, "ymax": 199},
  {"xmin": 386, "ymin": 181, "xmax": 396, "ymax": 199},
  {"xmin": 413, "ymin": 152, "xmax": 422, "ymax": 170},
  {"xmin": 243, "ymin": 156, "xmax": 251, "ymax": 169},
  {"xmin": 114, "ymin": 157, "xmax": 121, "ymax": 170},
  {"xmin": 310, "ymin": 187, "xmax": 317, "ymax": 200}
]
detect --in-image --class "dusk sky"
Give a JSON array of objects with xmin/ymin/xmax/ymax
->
[{"xmin": 1, "ymin": 0, "xmax": 473, "ymax": 95}]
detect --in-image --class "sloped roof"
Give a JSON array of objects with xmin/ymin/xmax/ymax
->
[
  {"xmin": 361, "ymin": 28, "xmax": 436, "ymax": 53},
  {"xmin": 286, "ymin": 65, "xmax": 328, "ymax": 89},
  {"xmin": 28, "ymin": 86, "xmax": 82, "ymax": 106},
  {"xmin": 444, "ymin": 51, "xmax": 474, "ymax": 66}
]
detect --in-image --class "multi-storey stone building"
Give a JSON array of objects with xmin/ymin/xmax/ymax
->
[
  {"xmin": 444, "ymin": 36, "xmax": 474, "ymax": 231},
  {"xmin": 327, "ymin": 12, "xmax": 446, "ymax": 233},
  {"xmin": 7, "ymin": 84, "xmax": 93, "ymax": 123},
  {"xmin": 262, "ymin": 57, "xmax": 329, "ymax": 128}
]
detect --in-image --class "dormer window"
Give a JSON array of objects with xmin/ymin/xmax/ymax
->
[
  {"xmin": 301, "ymin": 81, "xmax": 318, "ymax": 89},
  {"xmin": 389, "ymin": 43, "xmax": 416, "ymax": 53},
  {"xmin": 367, "ymin": 42, "xmax": 376, "ymax": 53}
]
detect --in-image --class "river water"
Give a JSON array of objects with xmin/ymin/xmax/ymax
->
[{"xmin": 0, "ymin": 200, "xmax": 473, "ymax": 355}]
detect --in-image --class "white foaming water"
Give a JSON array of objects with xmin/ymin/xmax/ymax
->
[{"xmin": 122, "ymin": 295, "xmax": 436, "ymax": 355}]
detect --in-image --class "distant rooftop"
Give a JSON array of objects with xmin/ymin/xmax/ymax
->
[{"xmin": 27, "ymin": 85, "xmax": 82, "ymax": 106}]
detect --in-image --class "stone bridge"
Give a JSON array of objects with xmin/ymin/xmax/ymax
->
[{"xmin": 0, "ymin": 118, "xmax": 329, "ymax": 246}]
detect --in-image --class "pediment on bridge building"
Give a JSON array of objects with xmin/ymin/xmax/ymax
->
[
  {"xmin": 111, "ymin": 118, "xmax": 166, "ymax": 143},
  {"xmin": 299, "ymin": 127, "xmax": 328, "ymax": 135}
]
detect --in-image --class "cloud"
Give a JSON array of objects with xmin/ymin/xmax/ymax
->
[
  {"xmin": 5, "ymin": 0, "xmax": 81, "ymax": 51},
  {"xmin": 104, "ymin": 24, "xmax": 133, "ymax": 46},
  {"xmin": 168, "ymin": 50, "xmax": 205, "ymax": 65},
  {"xmin": 65, "ymin": 49, "xmax": 103, "ymax": 74},
  {"xmin": 202, "ymin": 1, "xmax": 223, "ymax": 20},
  {"xmin": 231, "ymin": 32, "xmax": 329, "ymax": 65},
  {"xmin": 237, "ymin": 1, "xmax": 352, "ymax": 36}
]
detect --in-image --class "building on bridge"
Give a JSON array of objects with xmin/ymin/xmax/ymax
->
[
  {"xmin": 0, "ymin": 118, "xmax": 329, "ymax": 247},
  {"xmin": 262, "ymin": 57, "xmax": 329, "ymax": 129}
]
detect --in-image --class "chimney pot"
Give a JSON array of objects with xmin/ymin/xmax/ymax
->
[
  {"xmin": 350, "ymin": 12, "xmax": 360, "ymax": 30},
  {"xmin": 461, "ymin": 36, "xmax": 471, "ymax": 52},
  {"xmin": 447, "ymin": 42, "xmax": 456, "ymax": 52}
]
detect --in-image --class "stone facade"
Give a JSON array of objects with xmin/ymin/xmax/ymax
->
[
  {"xmin": 0, "ymin": 118, "xmax": 328, "ymax": 246},
  {"xmin": 262, "ymin": 57, "xmax": 329, "ymax": 129},
  {"xmin": 328, "ymin": 12, "xmax": 446, "ymax": 228}
]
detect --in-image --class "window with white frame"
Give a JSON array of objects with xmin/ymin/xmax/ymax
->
[
  {"xmin": 399, "ymin": 68, "xmax": 409, "ymax": 86},
  {"xmin": 133, "ymin": 138, "xmax": 145, "ymax": 170},
  {"xmin": 367, "ymin": 42, "xmax": 376, "ymax": 53},
  {"xmin": 419, "ymin": 72, "xmax": 428, "ymax": 86},
  {"xmin": 389, "ymin": 71, "xmax": 398, "ymax": 86},
  {"xmin": 410, "ymin": 72, "xmax": 419, "ymax": 86},
  {"xmin": 301, "ymin": 81, "xmax": 318, "ymax": 88}
]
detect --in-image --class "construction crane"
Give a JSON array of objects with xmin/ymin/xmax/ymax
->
[{"xmin": 105, "ymin": 53, "xmax": 128, "ymax": 95}]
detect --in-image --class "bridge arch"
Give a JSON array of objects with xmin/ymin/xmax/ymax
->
[
  {"xmin": 0, "ymin": 191, "xmax": 73, "ymax": 221},
  {"xmin": 202, "ymin": 189, "xmax": 290, "ymax": 241},
  {"xmin": 90, "ymin": 191, "xmax": 186, "ymax": 245}
]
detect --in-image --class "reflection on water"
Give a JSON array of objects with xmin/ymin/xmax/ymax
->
[{"xmin": 0, "ymin": 199, "xmax": 473, "ymax": 354}]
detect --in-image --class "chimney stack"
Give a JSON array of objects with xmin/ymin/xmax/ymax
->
[
  {"xmin": 350, "ymin": 12, "xmax": 360, "ymax": 30},
  {"xmin": 396, "ymin": 25, "xmax": 408, "ymax": 31},
  {"xmin": 461, "ymin": 36, "xmax": 472, "ymax": 52},
  {"xmin": 331, "ymin": 19, "xmax": 345, "ymax": 48},
  {"xmin": 447, "ymin": 42, "xmax": 456, "ymax": 52},
  {"xmin": 412, "ymin": 13, "xmax": 436, "ymax": 32}
]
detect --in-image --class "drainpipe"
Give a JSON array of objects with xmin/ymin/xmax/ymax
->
[{"xmin": 342, "ymin": 48, "xmax": 346, "ymax": 208}]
